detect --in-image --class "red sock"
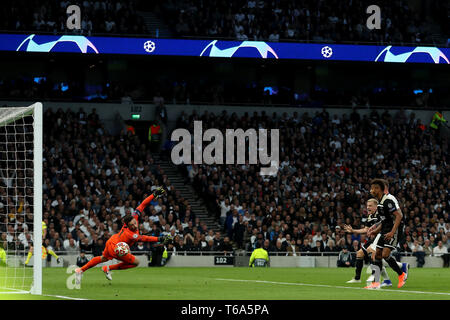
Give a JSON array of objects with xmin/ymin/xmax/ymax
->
[
  {"xmin": 81, "ymin": 256, "xmax": 103, "ymax": 272},
  {"xmin": 108, "ymin": 262, "xmax": 137, "ymax": 271}
]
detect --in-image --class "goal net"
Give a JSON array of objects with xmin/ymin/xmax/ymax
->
[{"xmin": 0, "ymin": 103, "xmax": 42, "ymax": 295}]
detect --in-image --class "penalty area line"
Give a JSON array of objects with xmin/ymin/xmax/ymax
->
[
  {"xmin": 41, "ymin": 294, "xmax": 89, "ymax": 300},
  {"xmin": 215, "ymin": 278, "xmax": 450, "ymax": 296},
  {"xmin": 0, "ymin": 292, "xmax": 88, "ymax": 300}
]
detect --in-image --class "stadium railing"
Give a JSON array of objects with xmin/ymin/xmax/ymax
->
[
  {"xmin": 48, "ymin": 251, "xmax": 425, "ymax": 257},
  {"xmin": 10, "ymin": 251, "xmax": 446, "ymax": 268}
]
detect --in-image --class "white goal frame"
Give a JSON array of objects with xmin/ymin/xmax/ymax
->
[
  {"xmin": 0, "ymin": 102, "xmax": 42, "ymax": 295},
  {"xmin": 32, "ymin": 102, "xmax": 43, "ymax": 295}
]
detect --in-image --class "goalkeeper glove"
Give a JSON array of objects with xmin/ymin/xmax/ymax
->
[
  {"xmin": 159, "ymin": 234, "xmax": 173, "ymax": 245},
  {"xmin": 152, "ymin": 187, "xmax": 166, "ymax": 199}
]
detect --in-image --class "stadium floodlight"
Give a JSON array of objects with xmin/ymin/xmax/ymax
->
[{"xmin": 0, "ymin": 102, "xmax": 42, "ymax": 295}]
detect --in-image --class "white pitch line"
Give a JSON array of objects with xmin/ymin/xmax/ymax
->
[
  {"xmin": 0, "ymin": 292, "xmax": 88, "ymax": 300},
  {"xmin": 215, "ymin": 278, "xmax": 450, "ymax": 297},
  {"xmin": 41, "ymin": 294, "xmax": 89, "ymax": 300}
]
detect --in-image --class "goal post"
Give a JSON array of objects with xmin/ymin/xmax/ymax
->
[
  {"xmin": 32, "ymin": 102, "xmax": 43, "ymax": 295},
  {"xmin": 0, "ymin": 102, "xmax": 43, "ymax": 295}
]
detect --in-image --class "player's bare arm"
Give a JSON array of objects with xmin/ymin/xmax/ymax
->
[
  {"xmin": 384, "ymin": 209, "xmax": 402, "ymax": 241},
  {"xmin": 343, "ymin": 224, "xmax": 368, "ymax": 234}
]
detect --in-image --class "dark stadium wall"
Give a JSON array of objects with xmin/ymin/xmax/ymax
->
[{"xmin": 1, "ymin": 53, "xmax": 449, "ymax": 107}]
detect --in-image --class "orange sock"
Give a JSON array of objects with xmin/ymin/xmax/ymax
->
[
  {"xmin": 81, "ymin": 256, "xmax": 103, "ymax": 272},
  {"xmin": 108, "ymin": 262, "xmax": 137, "ymax": 271}
]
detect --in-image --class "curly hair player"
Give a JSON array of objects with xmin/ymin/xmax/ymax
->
[{"xmin": 75, "ymin": 187, "xmax": 172, "ymax": 284}]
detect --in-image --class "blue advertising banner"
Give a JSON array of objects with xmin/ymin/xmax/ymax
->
[{"xmin": 0, "ymin": 33, "xmax": 449, "ymax": 64}]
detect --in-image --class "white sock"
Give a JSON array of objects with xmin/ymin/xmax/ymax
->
[
  {"xmin": 366, "ymin": 265, "xmax": 372, "ymax": 274},
  {"xmin": 371, "ymin": 264, "xmax": 381, "ymax": 283},
  {"xmin": 381, "ymin": 267, "xmax": 390, "ymax": 281}
]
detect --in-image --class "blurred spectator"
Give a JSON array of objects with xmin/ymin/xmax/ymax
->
[
  {"xmin": 154, "ymin": 92, "xmax": 167, "ymax": 123},
  {"xmin": 53, "ymin": 239, "xmax": 65, "ymax": 255},
  {"xmin": 233, "ymin": 215, "xmax": 246, "ymax": 249},
  {"xmin": 219, "ymin": 236, "xmax": 234, "ymax": 255},
  {"xmin": 311, "ymin": 240, "xmax": 325, "ymax": 253},
  {"xmin": 350, "ymin": 240, "xmax": 360, "ymax": 253},
  {"xmin": 76, "ymin": 250, "xmax": 89, "ymax": 268},
  {"xmin": 411, "ymin": 239, "xmax": 425, "ymax": 267},
  {"xmin": 400, "ymin": 242, "xmax": 413, "ymax": 255},
  {"xmin": 300, "ymin": 239, "xmax": 311, "ymax": 253},
  {"xmin": 187, "ymin": 238, "xmax": 202, "ymax": 254},
  {"xmin": 174, "ymin": 237, "xmax": 188, "ymax": 253},
  {"xmin": 433, "ymin": 241, "xmax": 449, "ymax": 267},
  {"xmin": 325, "ymin": 239, "xmax": 339, "ymax": 254},
  {"xmin": 337, "ymin": 246, "xmax": 354, "ymax": 267},
  {"xmin": 79, "ymin": 237, "xmax": 93, "ymax": 253},
  {"xmin": 204, "ymin": 239, "xmax": 216, "ymax": 252},
  {"xmin": 64, "ymin": 238, "xmax": 79, "ymax": 255},
  {"xmin": 262, "ymin": 239, "xmax": 275, "ymax": 253},
  {"xmin": 131, "ymin": 241, "xmax": 148, "ymax": 253},
  {"xmin": 92, "ymin": 238, "xmax": 105, "ymax": 257},
  {"xmin": 286, "ymin": 239, "xmax": 299, "ymax": 256},
  {"xmin": 423, "ymin": 239, "xmax": 433, "ymax": 257}
]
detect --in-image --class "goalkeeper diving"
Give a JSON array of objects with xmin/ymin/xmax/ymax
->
[{"xmin": 75, "ymin": 187, "xmax": 173, "ymax": 283}]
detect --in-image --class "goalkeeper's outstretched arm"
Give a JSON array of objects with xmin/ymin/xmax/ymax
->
[
  {"xmin": 135, "ymin": 187, "xmax": 166, "ymax": 214},
  {"xmin": 136, "ymin": 194, "xmax": 155, "ymax": 214},
  {"xmin": 137, "ymin": 234, "xmax": 159, "ymax": 243},
  {"xmin": 137, "ymin": 234, "xmax": 173, "ymax": 244}
]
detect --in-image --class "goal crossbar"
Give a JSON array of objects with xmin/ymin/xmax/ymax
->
[{"xmin": 0, "ymin": 106, "xmax": 35, "ymax": 127}]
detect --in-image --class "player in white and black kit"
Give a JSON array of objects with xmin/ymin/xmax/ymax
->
[
  {"xmin": 365, "ymin": 179, "xmax": 408, "ymax": 289},
  {"xmin": 344, "ymin": 198, "xmax": 403, "ymax": 286},
  {"xmin": 344, "ymin": 199, "xmax": 386, "ymax": 284}
]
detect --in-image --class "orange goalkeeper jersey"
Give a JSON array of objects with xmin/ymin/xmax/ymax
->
[
  {"xmin": 107, "ymin": 193, "xmax": 159, "ymax": 247},
  {"xmin": 108, "ymin": 209, "xmax": 158, "ymax": 247}
]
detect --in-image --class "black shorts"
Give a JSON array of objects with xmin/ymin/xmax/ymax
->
[
  {"xmin": 362, "ymin": 233, "xmax": 381, "ymax": 253},
  {"xmin": 376, "ymin": 230, "xmax": 399, "ymax": 250},
  {"xmin": 361, "ymin": 239, "xmax": 373, "ymax": 252}
]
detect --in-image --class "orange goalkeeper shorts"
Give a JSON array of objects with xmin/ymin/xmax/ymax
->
[{"xmin": 102, "ymin": 240, "xmax": 136, "ymax": 264}]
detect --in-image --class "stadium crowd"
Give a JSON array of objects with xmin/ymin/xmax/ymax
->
[
  {"xmin": 0, "ymin": 0, "xmax": 148, "ymax": 35},
  {"xmin": 0, "ymin": 107, "xmax": 236, "ymax": 264},
  {"xmin": 0, "ymin": 106, "xmax": 449, "ymax": 267},
  {"xmin": 0, "ymin": 0, "xmax": 447, "ymax": 46},
  {"xmin": 159, "ymin": 0, "xmax": 448, "ymax": 45},
  {"xmin": 177, "ymin": 107, "xmax": 449, "ymax": 265}
]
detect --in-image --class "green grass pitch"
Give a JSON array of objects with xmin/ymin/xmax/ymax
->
[{"xmin": 1, "ymin": 267, "xmax": 449, "ymax": 300}]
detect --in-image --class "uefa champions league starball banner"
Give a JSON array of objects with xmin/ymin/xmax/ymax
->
[{"xmin": 0, "ymin": 33, "xmax": 449, "ymax": 64}]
